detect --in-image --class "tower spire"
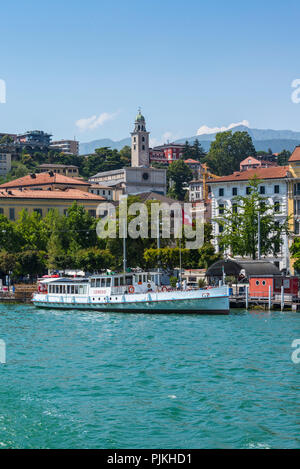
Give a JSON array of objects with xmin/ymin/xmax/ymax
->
[{"xmin": 131, "ymin": 109, "xmax": 150, "ymax": 167}]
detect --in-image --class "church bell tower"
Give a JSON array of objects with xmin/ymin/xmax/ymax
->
[{"xmin": 131, "ymin": 108, "xmax": 150, "ymax": 167}]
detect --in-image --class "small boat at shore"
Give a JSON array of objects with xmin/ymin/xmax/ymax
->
[{"xmin": 32, "ymin": 271, "xmax": 229, "ymax": 314}]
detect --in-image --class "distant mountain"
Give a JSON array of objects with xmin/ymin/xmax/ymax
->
[
  {"xmin": 80, "ymin": 138, "xmax": 131, "ymax": 155},
  {"xmin": 175, "ymin": 125, "xmax": 300, "ymax": 153},
  {"xmin": 175, "ymin": 125, "xmax": 300, "ymax": 144},
  {"xmin": 79, "ymin": 126, "xmax": 300, "ymax": 155}
]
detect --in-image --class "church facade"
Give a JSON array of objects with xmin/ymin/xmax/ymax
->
[{"xmin": 89, "ymin": 110, "xmax": 167, "ymax": 199}]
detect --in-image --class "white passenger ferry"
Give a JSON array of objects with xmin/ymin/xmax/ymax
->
[{"xmin": 32, "ymin": 271, "xmax": 229, "ymax": 314}]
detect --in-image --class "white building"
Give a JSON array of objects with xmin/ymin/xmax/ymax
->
[
  {"xmin": 89, "ymin": 110, "xmax": 167, "ymax": 199},
  {"xmin": 209, "ymin": 166, "xmax": 291, "ymax": 271},
  {"xmin": 50, "ymin": 139, "xmax": 79, "ymax": 156},
  {"xmin": 189, "ymin": 179, "xmax": 204, "ymax": 202}
]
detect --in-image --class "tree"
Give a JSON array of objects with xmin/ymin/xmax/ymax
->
[
  {"xmin": 64, "ymin": 202, "xmax": 98, "ymax": 249},
  {"xmin": 277, "ymin": 150, "xmax": 291, "ymax": 166},
  {"xmin": 144, "ymin": 247, "xmax": 190, "ymax": 270},
  {"xmin": 167, "ymin": 159, "xmax": 193, "ymax": 200},
  {"xmin": 182, "ymin": 141, "xmax": 193, "ymax": 159},
  {"xmin": 0, "ymin": 214, "xmax": 21, "ymax": 252},
  {"xmin": 15, "ymin": 210, "xmax": 48, "ymax": 251},
  {"xmin": 192, "ymin": 139, "xmax": 206, "ymax": 160},
  {"xmin": 206, "ymin": 131, "xmax": 256, "ymax": 176},
  {"xmin": 198, "ymin": 243, "xmax": 221, "ymax": 268},
  {"xmin": 15, "ymin": 250, "xmax": 47, "ymax": 277},
  {"xmin": 0, "ymin": 251, "xmax": 17, "ymax": 274},
  {"xmin": 119, "ymin": 146, "xmax": 131, "ymax": 167},
  {"xmin": 290, "ymin": 238, "xmax": 300, "ymax": 272},
  {"xmin": 218, "ymin": 177, "xmax": 290, "ymax": 259},
  {"xmin": 75, "ymin": 248, "xmax": 115, "ymax": 272},
  {"xmin": 0, "ymin": 135, "xmax": 14, "ymax": 144}
]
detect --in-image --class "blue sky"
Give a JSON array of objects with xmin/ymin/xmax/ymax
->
[{"xmin": 1, "ymin": 0, "xmax": 300, "ymax": 144}]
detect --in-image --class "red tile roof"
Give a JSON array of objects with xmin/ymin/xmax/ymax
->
[
  {"xmin": 0, "ymin": 188, "xmax": 105, "ymax": 200},
  {"xmin": 0, "ymin": 172, "xmax": 89, "ymax": 188},
  {"xmin": 288, "ymin": 146, "xmax": 300, "ymax": 162},
  {"xmin": 184, "ymin": 159, "xmax": 201, "ymax": 164},
  {"xmin": 209, "ymin": 166, "xmax": 290, "ymax": 183}
]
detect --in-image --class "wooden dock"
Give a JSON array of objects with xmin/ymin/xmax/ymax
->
[
  {"xmin": 230, "ymin": 290, "xmax": 300, "ymax": 311},
  {"xmin": 0, "ymin": 284, "xmax": 36, "ymax": 304}
]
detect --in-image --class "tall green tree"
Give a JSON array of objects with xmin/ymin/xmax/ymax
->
[
  {"xmin": 206, "ymin": 131, "xmax": 256, "ymax": 176},
  {"xmin": 192, "ymin": 139, "xmax": 206, "ymax": 160},
  {"xmin": 277, "ymin": 150, "xmax": 291, "ymax": 166},
  {"xmin": 119, "ymin": 145, "xmax": 131, "ymax": 167},
  {"xmin": 182, "ymin": 140, "xmax": 192, "ymax": 159},
  {"xmin": 167, "ymin": 159, "xmax": 193, "ymax": 200},
  {"xmin": 218, "ymin": 178, "xmax": 290, "ymax": 259}
]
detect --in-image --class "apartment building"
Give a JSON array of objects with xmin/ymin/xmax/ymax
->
[
  {"xmin": 209, "ymin": 166, "xmax": 291, "ymax": 271},
  {"xmin": 50, "ymin": 139, "xmax": 79, "ymax": 156}
]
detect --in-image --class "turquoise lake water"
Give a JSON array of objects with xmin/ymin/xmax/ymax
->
[{"xmin": 0, "ymin": 305, "xmax": 299, "ymax": 449}]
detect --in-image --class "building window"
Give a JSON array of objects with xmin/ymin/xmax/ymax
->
[
  {"xmin": 89, "ymin": 210, "xmax": 96, "ymax": 217},
  {"xmin": 260, "ymin": 186, "xmax": 265, "ymax": 194},
  {"xmin": 219, "ymin": 203, "xmax": 224, "ymax": 215},
  {"xmin": 274, "ymin": 201, "xmax": 280, "ymax": 213},
  {"xmin": 142, "ymin": 145, "xmax": 145, "ymax": 150},
  {"xmin": 0, "ymin": 208, "xmax": 3, "ymax": 215},
  {"xmin": 274, "ymin": 185, "xmax": 280, "ymax": 194},
  {"xmin": 9, "ymin": 208, "xmax": 15, "ymax": 221},
  {"xmin": 219, "ymin": 188, "xmax": 224, "ymax": 197},
  {"xmin": 232, "ymin": 203, "xmax": 238, "ymax": 213},
  {"xmin": 246, "ymin": 186, "xmax": 251, "ymax": 195},
  {"xmin": 218, "ymin": 224, "xmax": 224, "ymax": 233},
  {"xmin": 232, "ymin": 187, "xmax": 238, "ymax": 196}
]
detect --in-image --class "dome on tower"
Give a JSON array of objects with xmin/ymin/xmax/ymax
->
[{"xmin": 136, "ymin": 110, "xmax": 145, "ymax": 122}]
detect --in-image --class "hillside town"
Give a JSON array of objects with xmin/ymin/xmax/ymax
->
[{"xmin": 1, "ymin": 110, "xmax": 300, "ymax": 304}]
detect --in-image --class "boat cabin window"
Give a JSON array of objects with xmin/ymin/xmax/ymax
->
[
  {"xmin": 101, "ymin": 278, "xmax": 106, "ymax": 287},
  {"xmin": 125, "ymin": 275, "xmax": 133, "ymax": 285},
  {"xmin": 106, "ymin": 278, "xmax": 111, "ymax": 287},
  {"xmin": 91, "ymin": 279, "xmax": 95, "ymax": 288},
  {"xmin": 114, "ymin": 277, "xmax": 119, "ymax": 287},
  {"xmin": 96, "ymin": 278, "xmax": 101, "ymax": 287},
  {"xmin": 120, "ymin": 277, "xmax": 124, "ymax": 286},
  {"xmin": 49, "ymin": 283, "xmax": 88, "ymax": 295}
]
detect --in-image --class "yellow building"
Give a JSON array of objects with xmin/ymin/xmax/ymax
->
[
  {"xmin": 0, "ymin": 171, "xmax": 106, "ymax": 219},
  {"xmin": 0, "ymin": 188, "xmax": 106, "ymax": 220},
  {"xmin": 287, "ymin": 146, "xmax": 300, "ymax": 273},
  {"xmin": 37, "ymin": 164, "xmax": 80, "ymax": 178}
]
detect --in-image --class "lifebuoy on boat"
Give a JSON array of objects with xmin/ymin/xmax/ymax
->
[
  {"xmin": 202, "ymin": 292, "xmax": 210, "ymax": 298},
  {"xmin": 38, "ymin": 284, "xmax": 48, "ymax": 294},
  {"xmin": 161, "ymin": 286, "xmax": 168, "ymax": 292},
  {"xmin": 128, "ymin": 285, "xmax": 135, "ymax": 294}
]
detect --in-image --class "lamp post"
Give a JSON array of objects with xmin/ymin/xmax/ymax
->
[{"xmin": 258, "ymin": 210, "xmax": 261, "ymax": 260}]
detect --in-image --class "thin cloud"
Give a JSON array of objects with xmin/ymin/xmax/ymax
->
[
  {"xmin": 75, "ymin": 111, "xmax": 120, "ymax": 132},
  {"xmin": 196, "ymin": 120, "xmax": 250, "ymax": 136}
]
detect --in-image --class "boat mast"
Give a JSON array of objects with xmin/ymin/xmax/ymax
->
[
  {"xmin": 123, "ymin": 217, "xmax": 127, "ymax": 273},
  {"xmin": 157, "ymin": 213, "xmax": 161, "ymax": 287},
  {"xmin": 179, "ymin": 238, "xmax": 182, "ymax": 287}
]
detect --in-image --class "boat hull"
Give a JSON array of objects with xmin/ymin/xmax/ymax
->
[{"xmin": 32, "ymin": 288, "xmax": 230, "ymax": 315}]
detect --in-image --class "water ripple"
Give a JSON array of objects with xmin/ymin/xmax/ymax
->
[{"xmin": 0, "ymin": 306, "xmax": 299, "ymax": 448}]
